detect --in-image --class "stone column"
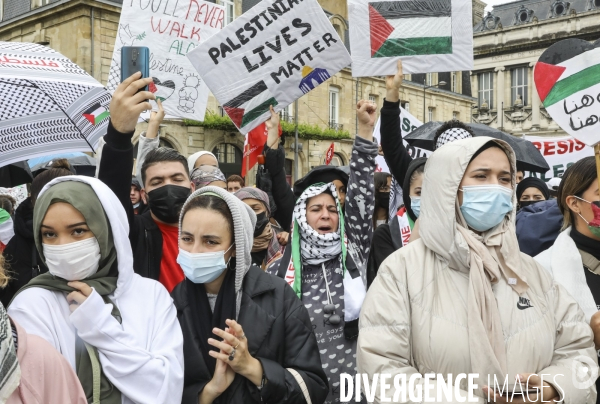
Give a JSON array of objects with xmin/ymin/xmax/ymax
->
[
  {"xmin": 529, "ymin": 62, "xmax": 540, "ymax": 130},
  {"xmin": 495, "ymin": 66, "xmax": 505, "ymax": 114}
]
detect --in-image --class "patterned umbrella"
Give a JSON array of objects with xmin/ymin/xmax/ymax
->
[{"xmin": 0, "ymin": 42, "xmax": 111, "ymax": 167}]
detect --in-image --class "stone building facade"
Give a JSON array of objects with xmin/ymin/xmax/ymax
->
[
  {"xmin": 1, "ymin": 0, "xmax": 479, "ymax": 183},
  {"xmin": 471, "ymin": 0, "xmax": 600, "ymax": 137}
]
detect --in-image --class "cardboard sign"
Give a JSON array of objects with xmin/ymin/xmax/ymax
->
[
  {"xmin": 373, "ymin": 105, "xmax": 429, "ymax": 173},
  {"xmin": 535, "ymin": 39, "xmax": 600, "ymax": 146},
  {"xmin": 107, "ymin": 0, "xmax": 224, "ymax": 121},
  {"xmin": 348, "ymin": 0, "xmax": 473, "ymax": 76},
  {"xmin": 187, "ymin": 0, "xmax": 352, "ymax": 134},
  {"xmin": 523, "ymin": 135, "xmax": 594, "ymax": 180}
]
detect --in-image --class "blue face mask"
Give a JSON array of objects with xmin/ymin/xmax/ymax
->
[
  {"xmin": 177, "ymin": 245, "xmax": 233, "ymax": 284},
  {"xmin": 459, "ymin": 185, "xmax": 513, "ymax": 232},
  {"xmin": 410, "ymin": 196, "xmax": 421, "ymax": 218}
]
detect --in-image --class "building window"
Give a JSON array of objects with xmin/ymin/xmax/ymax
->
[
  {"xmin": 218, "ymin": 106, "xmax": 225, "ymax": 117},
  {"xmin": 401, "ymin": 101, "xmax": 410, "ymax": 112},
  {"xmin": 511, "ymin": 67, "xmax": 528, "ymax": 106},
  {"xmin": 279, "ymin": 104, "xmax": 294, "ymax": 122},
  {"xmin": 329, "ymin": 87, "xmax": 339, "ymax": 127},
  {"xmin": 214, "ymin": 143, "xmax": 238, "ymax": 164},
  {"xmin": 219, "ymin": 0, "xmax": 235, "ymax": 25},
  {"xmin": 330, "ymin": 152, "xmax": 345, "ymax": 166},
  {"xmin": 428, "ymin": 107, "xmax": 434, "ymax": 122},
  {"xmin": 453, "ymin": 111, "xmax": 458, "ymax": 120},
  {"xmin": 478, "ymin": 71, "xmax": 494, "ymax": 109},
  {"xmin": 368, "ymin": 94, "xmax": 378, "ymax": 106},
  {"xmin": 426, "ymin": 73, "xmax": 433, "ymax": 86},
  {"xmin": 451, "ymin": 72, "xmax": 457, "ymax": 92}
]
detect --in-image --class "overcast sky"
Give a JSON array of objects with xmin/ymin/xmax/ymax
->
[{"xmin": 482, "ymin": 0, "xmax": 516, "ymax": 12}]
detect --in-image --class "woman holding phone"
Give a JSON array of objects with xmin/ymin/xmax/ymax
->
[{"xmin": 358, "ymin": 137, "xmax": 597, "ymax": 403}]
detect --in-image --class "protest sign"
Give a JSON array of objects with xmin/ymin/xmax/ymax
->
[
  {"xmin": 373, "ymin": 106, "xmax": 429, "ymax": 173},
  {"xmin": 523, "ymin": 135, "xmax": 594, "ymax": 181},
  {"xmin": 534, "ymin": 39, "xmax": 600, "ymax": 146},
  {"xmin": 107, "ymin": 0, "xmax": 224, "ymax": 121},
  {"xmin": 347, "ymin": 0, "xmax": 473, "ymax": 76},
  {"xmin": 187, "ymin": 0, "xmax": 352, "ymax": 134}
]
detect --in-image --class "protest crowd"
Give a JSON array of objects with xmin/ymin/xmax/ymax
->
[{"xmin": 2, "ymin": 0, "xmax": 600, "ymax": 402}]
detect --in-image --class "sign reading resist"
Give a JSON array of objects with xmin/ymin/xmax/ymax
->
[{"xmin": 187, "ymin": 0, "xmax": 352, "ymax": 134}]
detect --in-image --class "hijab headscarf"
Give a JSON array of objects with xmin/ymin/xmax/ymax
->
[
  {"xmin": 187, "ymin": 151, "xmax": 218, "ymax": 172},
  {"xmin": 177, "ymin": 186, "xmax": 256, "ymax": 374},
  {"xmin": 19, "ymin": 180, "xmax": 122, "ymax": 404},
  {"xmin": 516, "ymin": 177, "xmax": 549, "ymax": 201},
  {"xmin": 190, "ymin": 166, "xmax": 226, "ymax": 188},
  {"xmin": 234, "ymin": 187, "xmax": 282, "ymax": 267},
  {"xmin": 419, "ymin": 137, "xmax": 530, "ymax": 387}
]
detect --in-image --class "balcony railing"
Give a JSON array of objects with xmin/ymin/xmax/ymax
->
[{"xmin": 329, "ymin": 122, "xmax": 343, "ymax": 130}]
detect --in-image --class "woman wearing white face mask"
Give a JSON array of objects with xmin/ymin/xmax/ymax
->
[
  {"xmin": 171, "ymin": 186, "xmax": 328, "ymax": 404},
  {"xmin": 8, "ymin": 176, "xmax": 184, "ymax": 404},
  {"xmin": 358, "ymin": 137, "xmax": 597, "ymax": 403}
]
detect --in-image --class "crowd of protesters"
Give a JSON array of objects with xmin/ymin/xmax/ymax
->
[{"xmin": 0, "ymin": 60, "xmax": 598, "ymax": 404}]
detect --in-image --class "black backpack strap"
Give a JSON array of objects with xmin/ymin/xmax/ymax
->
[{"xmin": 276, "ymin": 243, "xmax": 292, "ymax": 279}]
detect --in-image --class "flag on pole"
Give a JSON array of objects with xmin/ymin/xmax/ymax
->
[
  {"xmin": 324, "ymin": 142, "xmax": 335, "ymax": 165},
  {"xmin": 241, "ymin": 121, "xmax": 282, "ymax": 178}
]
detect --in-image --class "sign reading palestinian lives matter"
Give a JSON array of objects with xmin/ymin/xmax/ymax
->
[
  {"xmin": 187, "ymin": 0, "xmax": 352, "ymax": 134},
  {"xmin": 107, "ymin": 0, "xmax": 224, "ymax": 121},
  {"xmin": 347, "ymin": 0, "xmax": 473, "ymax": 76},
  {"xmin": 524, "ymin": 135, "xmax": 594, "ymax": 181},
  {"xmin": 534, "ymin": 39, "xmax": 600, "ymax": 146},
  {"xmin": 372, "ymin": 106, "xmax": 429, "ymax": 173}
]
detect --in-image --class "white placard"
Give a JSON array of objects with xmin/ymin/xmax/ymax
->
[
  {"xmin": 187, "ymin": 0, "xmax": 352, "ymax": 134},
  {"xmin": 348, "ymin": 0, "xmax": 473, "ymax": 76},
  {"xmin": 107, "ymin": 0, "xmax": 224, "ymax": 121},
  {"xmin": 523, "ymin": 135, "xmax": 594, "ymax": 180}
]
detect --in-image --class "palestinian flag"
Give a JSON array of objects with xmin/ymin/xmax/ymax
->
[
  {"xmin": 223, "ymin": 81, "xmax": 278, "ymax": 130},
  {"xmin": 83, "ymin": 103, "xmax": 109, "ymax": 125},
  {"xmin": 149, "ymin": 77, "xmax": 176, "ymax": 102},
  {"xmin": 534, "ymin": 41, "xmax": 600, "ymax": 108},
  {"xmin": 534, "ymin": 39, "xmax": 600, "ymax": 145},
  {"xmin": 369, "ymin": 0, "xmax": 452, "ymax": 58}
]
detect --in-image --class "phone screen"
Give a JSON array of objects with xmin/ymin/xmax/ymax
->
[{"xmin": 121, "ymin": 46, "xmax": 150, "ymax": 91}]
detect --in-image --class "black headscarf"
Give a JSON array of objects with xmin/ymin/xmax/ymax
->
[
  {"xmin": 293, "ymin": 166, "xmax": 349, "ymax": 200},
  {"xmin": 516, "ymin": 177, "xmax": 550, "ymax": 201},
  {"xmin": 402, "ymin": 158, "xmax": 428, "ymax": 222}
]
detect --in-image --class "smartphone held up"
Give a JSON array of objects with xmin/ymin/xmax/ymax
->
[{"xmin": 121, "ymin": 46, "xmax": 150, "ymax": 92}]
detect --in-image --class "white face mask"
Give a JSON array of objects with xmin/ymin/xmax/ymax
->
[{"xmin": 42, "ymin": 237, "xmax": 101, "ymax": 281}]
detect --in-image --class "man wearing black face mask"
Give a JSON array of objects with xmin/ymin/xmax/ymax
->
[
  {"xmin": 373, "ymin": 172, "xmax": 392, "ymax": 228},
  {"xmin": 234, "ymin": 187, "xmax": 284, "ymax": 270},
  {"xmin": 97, "ymin": 72, "xmax": 195, "ymax": 292}
]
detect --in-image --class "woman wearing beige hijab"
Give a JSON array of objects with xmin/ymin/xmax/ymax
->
[{"xmin": 358, "ymin": 137, "xmax": 597, "ymax": 403}]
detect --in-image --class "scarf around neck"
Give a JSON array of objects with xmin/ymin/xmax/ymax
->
[
  {"xmin": 0, "ymin": 303, "xmax": 20, "ymax": 402},
  {"xmin": 285, "ymin": 182, "xmax": 347, "ymax": 298},
  {"xmin": 19, "ymin": 181, "xmax": 122, "ymax": 404}
]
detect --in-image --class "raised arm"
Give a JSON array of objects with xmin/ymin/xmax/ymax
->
[
  {"xmin": 262, "ymin": 106, "xmax": 295, "ymax": 231},
  {"xmin": 135, "ymin": 100, "xmax": 165, "ymax": 184},
  {"xmin": 381, "ymin": 60, "xmax": 413, "ymax": 186},
  {"xmin": 98, "ymin": 72, "xmax": 155, "ymax": 232},
  {"xmin": 344, "ymin": 100, "xmax": 379, "ymax": 269}
]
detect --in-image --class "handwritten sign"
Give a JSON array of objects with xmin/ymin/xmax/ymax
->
[
  {"xmin": 107, "ymin": 0, "xmax": 224, "ymax": 121},
  {"xmin": 535, "ymin": 39, "xmax": 600, "ymax": 146},
  {"xmin": 187, "ymin": 0, "xmax": 351, "ymax": 134},
  {"xmin": 347, "ymin": 0, "xmax": 473, "ymax": 76},
  {"xmin": 524, "ymin": 135, "xmax": 594, "ymax": 180}
]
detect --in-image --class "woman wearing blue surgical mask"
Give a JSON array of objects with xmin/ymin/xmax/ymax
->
[
  {"xmin": 358, "ymin": 138, "xmax": 597, "ymax": 403},
  {"xmin": 171, "ymin": 186, "xmax": 328, "ymax": 404},
  {"xmin": 8, "ymin": 176, "xmax": 184, "ymax": 404},
  {"xmin": 367, "ymin": 158, "xmax": 426, "ymax": 287},
  {"xmin": 535, "ymin": 157, "xmax": 600, "ymax": 400}
]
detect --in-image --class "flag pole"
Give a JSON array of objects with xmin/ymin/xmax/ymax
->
[{"xmin": 294, "ymin": 99, "xmax": 299, "ymax": 182}]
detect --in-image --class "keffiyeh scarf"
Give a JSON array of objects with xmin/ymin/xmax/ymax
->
[
  {"xmin": 436, "ymin": 127, "xmax": 472, "ymax": 149},
  {"xmin": 285, "ymin": 182, "xmax": 347, "ymax": 297},
  {"xmin": 0, "ymin": 304, "xmax": 20, "ymax": 402},
  {"xmin": 190, "ymin": 166, "xmax": 227, "ymax": 188}
]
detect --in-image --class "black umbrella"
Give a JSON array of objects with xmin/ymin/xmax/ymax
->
[
  {"xmin": 0, "ymin": 161, "xmax": 33, "ymax": 187},
  {"xmin": 403, "ymin": 122, "xmax": 550, "ymax": 173}
]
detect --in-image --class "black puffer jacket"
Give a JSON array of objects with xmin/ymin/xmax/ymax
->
[
  {"xmin": 172, "ymin": 266, "xmax": 329, "ymax": 404},
  {"xmin": 1, "ymin": 198, "xmax": 47, "ymax": 306}
]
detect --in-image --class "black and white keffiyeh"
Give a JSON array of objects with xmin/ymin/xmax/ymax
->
[
  {"xmin": 294, "ymin": 183, "xmax": 343, "ymax": 265},
  {"xmin": 436, "ymin": 127, "xmax": 472, "ymax": 149},
  {"xmin": 0, "ymin": 303, "xmax": 20, "ymax": 402}
]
